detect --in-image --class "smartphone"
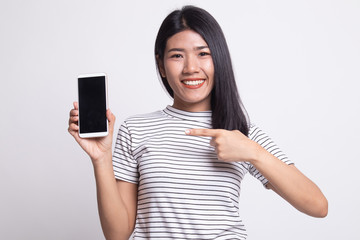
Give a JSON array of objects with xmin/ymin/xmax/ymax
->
[{"xmin": 77, "ymin": 73, "xmax": 108, "ymax": 138}]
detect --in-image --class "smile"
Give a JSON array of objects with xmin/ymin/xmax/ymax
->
[{"xmin": 181, "ymin": 79, "xmax": 206, "ymax": 89}]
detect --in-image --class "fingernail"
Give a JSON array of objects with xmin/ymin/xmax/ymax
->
[{"xmin": 185, "ymin": 129, "xmax": 190, "ymax": 135}]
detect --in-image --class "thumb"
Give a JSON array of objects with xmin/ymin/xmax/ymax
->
[{"xmin": 106, "ymin": 109, "xmax": 116, "ymax": 133}]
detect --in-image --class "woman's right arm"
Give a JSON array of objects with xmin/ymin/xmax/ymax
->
[{"xmin": 68, "ymin": 102, "xmax": 137, "ymax": 240}]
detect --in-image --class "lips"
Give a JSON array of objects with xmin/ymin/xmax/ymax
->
[{"xmin": 181, "ymin": 78, "xmax": 206, "ymax": 89}]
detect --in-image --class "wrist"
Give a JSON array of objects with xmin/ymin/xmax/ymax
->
[
  {"xmin": 91, "ymin": 152, "xmax": 116, "ymax": 183},
  {"xmin": 91, "ymin": 151, "xmax": 113, "ymax": 168},
  {"xmin": 248, "ymin": 142, "xmax": 268, "ymax": 166}
]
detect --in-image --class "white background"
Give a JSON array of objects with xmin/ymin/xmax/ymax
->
[{"xmin": 1, "ymin": 0, "xmax": 359, "ymax": 239}]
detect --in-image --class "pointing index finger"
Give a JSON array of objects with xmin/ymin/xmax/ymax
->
[{"xmin": 185, "ymin": 128, "xmax": 220, "ymax": 137}]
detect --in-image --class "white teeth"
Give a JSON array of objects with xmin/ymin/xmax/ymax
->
[{"xmin": 182, "ymin": 80, "xmax": 205, "ymax": 86}]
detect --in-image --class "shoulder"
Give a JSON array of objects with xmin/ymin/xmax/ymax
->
[
  {"xmin": 124, "ymin": 110, "xmax": 164, "ymax": 123},
  {"xmin": 116, "ymin": 110, "xmax": 165, "ymax": 137},
  {"xmin": 120, "ymin": 109, "xmax": 167, "ymax": 130},
  {"xmin": 248, "ymin": 123, "xmax": 268, "ymax": 142}
]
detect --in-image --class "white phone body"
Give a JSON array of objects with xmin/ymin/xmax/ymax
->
[{"xmin": 77, "ymin": 73, "xmax": 108, "ymax": 138}]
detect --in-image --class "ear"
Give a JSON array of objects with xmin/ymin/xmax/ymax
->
[{"xmin": 156, "ymin": 55, "xmax": 166, "ymax": 78}]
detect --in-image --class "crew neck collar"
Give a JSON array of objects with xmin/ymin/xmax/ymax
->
[{"xmin": 162, "ymin": 105, "xmax": 212, "ymax": 124}]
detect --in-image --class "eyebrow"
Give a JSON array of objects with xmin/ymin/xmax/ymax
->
[{"xmin": 167, "ymin": 46, "xmax": 209, "ymax": 52}]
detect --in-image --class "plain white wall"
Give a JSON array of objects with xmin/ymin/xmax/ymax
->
[{"xmin": 1, "ymin": 0, "xmax": 359, "ymax": 239}]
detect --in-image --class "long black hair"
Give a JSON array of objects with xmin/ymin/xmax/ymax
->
[{"xmin": 155, "ymin": 5, "xmax": 249, "ymax": 136}]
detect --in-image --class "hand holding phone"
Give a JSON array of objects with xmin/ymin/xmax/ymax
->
[
  {"xmin": 68, "ymin": 73, "xmax": 116, "ymax": 162},
  {"xmin": 78, "ymin": 73, "xmax": 108, "ymax": 138}
]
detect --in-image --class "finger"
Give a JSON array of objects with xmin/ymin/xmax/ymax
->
[
  {"xmin": 70, "ymin": 109, "xmax": 78, "ymax": 117},
  {"xmin": 68, "ymin": 124, "xmax": 81, "ymax": 143},
  {"xmin": 68, "ymin": 115, "xmax": 78, "ymax": 125},
  {"xmin": 71, "ymin": 115, "xmax": 78, "ymax": 122},
  {"xmin": 106, "ymin": 109, "xmax": 116, "ymax": 134},
  {"xmin": 68, "ymin": 122, "xmax": 79, "ymax": 131},
  {"xmin": 185, "ymin": 128, "xmax": 220, "ymax": 137},
  {"xmin": 73, "ymin": 101, "xmax": 78, "ymax": 110}
]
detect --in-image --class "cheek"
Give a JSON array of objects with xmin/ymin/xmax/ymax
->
[
  {"xmin": 164, "ymin": 62, "xmax": 181, "ymax": 80},
  {"xmin": 203, "ymin": 61, "xmax": 214, "ymax": 78},
  {"xmin": 205, "ymin": 63, "xmax": 215, "ymax": 86},
  {"xmin": 164, "ymin": 65, "xmax": 180, "ymax": 90}
]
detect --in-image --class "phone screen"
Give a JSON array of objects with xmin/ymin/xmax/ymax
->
[{"xmin": 78, "ymin": 76, "xmax": 107, "ymax": 134}]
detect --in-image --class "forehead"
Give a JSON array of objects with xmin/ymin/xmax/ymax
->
[{"xmin": 165, "ymin": 30, "xmax": 208, "ymax": 50}]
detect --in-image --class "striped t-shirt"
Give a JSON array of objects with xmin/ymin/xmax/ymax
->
[{"xmin": 112, "ymin": 105, "xmax": 293, "ymax": 239}]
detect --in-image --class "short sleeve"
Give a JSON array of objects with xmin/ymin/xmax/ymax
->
[
  {"xmin": 248, "ymin": 125, "xmax": 294, "ymax": 188},
  {"xmin": 112, "ymin": 121, "xmax": 139, "ymax": 184}
]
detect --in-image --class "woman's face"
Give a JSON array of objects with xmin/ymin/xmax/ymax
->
[{"xmin": 159, "ymin": 30, "xmax": 214, "ymax": 112}]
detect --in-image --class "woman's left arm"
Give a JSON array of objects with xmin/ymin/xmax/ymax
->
[
  {"xmin": 252, "ymin": 150, "xmax": 328, "ymax": 218},
  {"xmin": 186, "ymin": 128, "xmax": 328, "ymax": 218}
]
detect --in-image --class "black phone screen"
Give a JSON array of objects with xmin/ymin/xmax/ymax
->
[{"xmin": 78, "ymin": 76, "xmax": 107, "ymax": 134}]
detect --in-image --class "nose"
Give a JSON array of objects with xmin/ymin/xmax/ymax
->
[{"xmin": 183, "ymin": 55, "xmax": 200, "ymax": 74}]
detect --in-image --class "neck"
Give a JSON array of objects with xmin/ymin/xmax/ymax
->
[{"xmin": 172, "ymin": 97, "xmax": 211, "ymax": 112}]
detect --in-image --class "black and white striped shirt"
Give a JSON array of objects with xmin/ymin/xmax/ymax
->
[{"xmin": 112, "ymin": 105, "xmax": 293, "ymax": 239}]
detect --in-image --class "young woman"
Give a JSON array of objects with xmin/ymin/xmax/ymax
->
[{"xmin": 68, "ymin": 5, "xmax": 327, "ymax": 240}]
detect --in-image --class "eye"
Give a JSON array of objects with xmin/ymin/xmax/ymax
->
[
  {"xmin": 170, "ymin": 54, "xmax": 183, "ymax": 58},
  {"xmin": 199, "ymin": 52, "xmax": 211, "ymax": 57}
]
